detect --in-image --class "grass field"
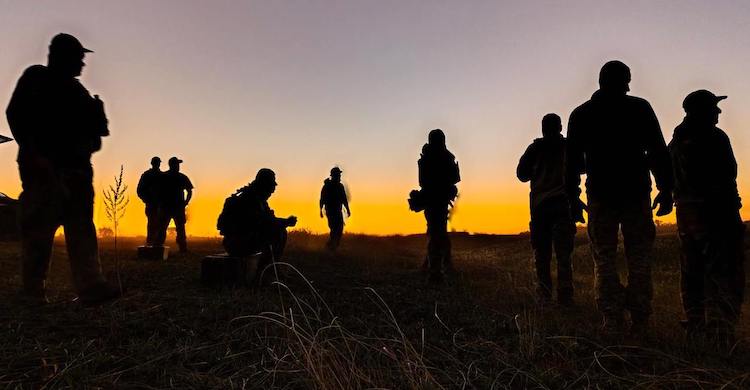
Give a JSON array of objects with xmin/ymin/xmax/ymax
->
[{"xmin": 1, "ymin": 228, "xmax": 749, "ymax": 389}]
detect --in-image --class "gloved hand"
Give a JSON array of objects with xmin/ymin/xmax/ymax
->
[
  {"xmin": 652, "ymin": 191, "xmax": 673, "ymax": 216},
  {"xmin": 571, "ymin": 198, "xmax": 587, "ymax": 223}
]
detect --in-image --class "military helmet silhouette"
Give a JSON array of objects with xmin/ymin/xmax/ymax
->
[
  {"xmin": 49, "ymin": 33, "xmax": 93, "ymax": 56},
  {"xmin": 683, "ymin": 89, "xmax": 727, "ymax": 113}
]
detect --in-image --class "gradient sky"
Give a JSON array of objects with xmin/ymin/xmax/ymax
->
[{"xmin": 1, "ymin": 0, "xmax": 748, "ymax": 236}]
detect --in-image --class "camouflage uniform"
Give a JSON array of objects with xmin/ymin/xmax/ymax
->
[
  {"xmin": 517, "ymin": 134, "xmax": 575, "ymax": 300},
  {"xmin": 567, "ymin": 88, "xmax": 673, "ymax": 324},
  {"xmin": 6, "ymin": 62, "xmax": 109, "ymax": 294},
  {"xmin": 669, "ymin": 109, "xmax": 745, "ymax": 331}
]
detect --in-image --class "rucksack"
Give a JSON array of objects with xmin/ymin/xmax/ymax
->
[{"xmin": 217, "ymin": 193, "xmax": 242, "ymax": 235}]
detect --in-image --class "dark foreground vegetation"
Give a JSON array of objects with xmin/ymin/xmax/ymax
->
[{"xmin": 1, "ymin": 229, "xmax": 749, "ymax": 389}]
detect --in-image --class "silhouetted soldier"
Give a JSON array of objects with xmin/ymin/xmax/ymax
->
[
  {"xmin": 137, "ymin": 156, "xmax": 163, "ymax": 245},
  {"xmin": 567, "ymin": 61, "xmax": 673, "ymax": 335},
  {"xmin": 6, "ymin": 33, "xmax": 120, "ymax": 304},
  {"xmin": 669, "ymin": 90, "xmax": 745, "ymax": 342},
  {"xmin": 156, "ymin": 157, "xmax": 192, "ymax": 253},
  {"xmin": 217, "ymin": 169, "xmax": 297, "ymax": 287},
  {"xmin": 320, "ymin": 167, "xmax": 351, "ymax": 250},
  {"xmin": 418, "ymin": 129, "xmax": 460, "ymax": 284},
  {"xmin": 517, "ymin": 114, "xmax": 576, "ymax": 305}
]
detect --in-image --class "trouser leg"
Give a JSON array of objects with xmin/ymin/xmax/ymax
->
[
  {"xmin": 706, "ymin": 222, "xmax": 745, "ymax": 326},
  {"xmin": 678, "ymin": 233, "xmax": 707, "ymax": 326},
  {"xmin": 326, "ymin": 212, "xmax": 343, "ymax": 250},
  {"xmin": 621, "ymin": 199, "xmax": 655, "ymax": 322},
  {"xmin": 553, "ymin": 216, "xmax": 575, "ymax": 300},
  {"xmin": 530, "ymin": 214, "xmax": 553, "ymax": 299},
  {"xmin": 145, "ymin": 205, "xmax": 158, "ymax": 245},
  {"xmin": 172, "ymin": 208, "xmax": 187, "ymax": 252},
  {"xmin": 587, "ymin": 201, "xmax": 624, "ymax": 320},
  {"xmin": 18, "ymin": 161, "xmax": 61, "ymax": 293},
  {"xmin": 20, "ymin": 222, "xmax": 57, "ymax": 292},
  {"xmin": 254, "ymin": 227, "xmax": 287, "ymax": 287},
  {"xmin": 425, "ymin": 206, "xmax": 448, "ymax": 280},
  {"xmin": 154, "ymin": 209, "xmax": 168, "ymax": 246},
  {"xmin": 61, "ymin": 166, "xmax": 106, "ymax": 293}
]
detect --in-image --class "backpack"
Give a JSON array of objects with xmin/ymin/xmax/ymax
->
[{"xmin": 217, "ymin": 193, "xmax": 242, "ymax": 235}]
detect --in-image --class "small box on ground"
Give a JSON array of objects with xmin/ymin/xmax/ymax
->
[
  {"xmin": 137, "ymin": 245, "xmax": 169, "ymax": 261},
  {"xmin": 201, "ymin": 253, "xmax": 261, "ymax": 287}
]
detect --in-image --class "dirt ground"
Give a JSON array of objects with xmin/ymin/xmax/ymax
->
[{"xmin": 0, "ymin": 229, "xmax": 748, "ymax": 389}]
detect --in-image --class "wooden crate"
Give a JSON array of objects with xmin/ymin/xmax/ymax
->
[
  {"xmin": 137, "ymin": 246, "xmax": 169, "ymax": 261},
  {"xmin": 201, "ymin": 253, "xmax": 262, "ymax": 287}
]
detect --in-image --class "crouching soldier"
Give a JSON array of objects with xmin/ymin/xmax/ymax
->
[
  {"xmin": 669, "ymin": 90, "xmax": 746, "ymax": 343},
  {"xmin": 217, "ymin": 168, "xmax": 297, "ymax": 287},
  {"xmin": 517, "ymin": 114, "xmax": 576, "ymax": 305}
]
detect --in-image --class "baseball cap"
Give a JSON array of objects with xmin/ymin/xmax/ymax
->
[
  {"xmin": 49, "ymin": 33, "xmax": 93, "ymax": 56},
  {"xmin": 683, "ymin": 89, "xmax": 727, "ymax": 113},
  {"xmin": 168, "ymin": 157, "xmax": 183, "ymax": 165}
]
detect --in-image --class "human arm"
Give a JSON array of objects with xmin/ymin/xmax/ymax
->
[
  {"xmin": 184, "ymin": 176, "xmax": 194, "ymax": 206},
  {"xmin": 319, "ymin": 185, "xmax": 325, "ymax": 218},
  {"xmin": 342, "ymin": 185, "xmax": 351, "ymax": 216},
  {"xmin": 566, "ymin": 110, "xmax": 586, "ymax": 222},
  {"xmin": 516, "ymin": 143, "xmax": 536, "ymax": 182},
  {"xmin": 642, "ymin": 102, "xmax": 673, "ymax": 216}
]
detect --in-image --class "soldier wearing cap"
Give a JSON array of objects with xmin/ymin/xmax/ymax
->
[
  {"xmin": 137, "ymin": 157, "xmax": 164, "ymax": 245},
  {"xmin": 217, "ymin": 168, "xmax": 297, "ymax": 286},
  {"xmin": 319, "ymin": 166, "xmax": 350, "ymax": 250},
  {"xmin": 517, "ymin": 113, "xmax": 576, "ymax": 305},
  {"xmin": 6, "ymin": 33, "xmax": 119, "ymax": 304},
  {"xmin": 669, "ymin": 90, "xmax": 745, "ymax": 342},
  {"xmin": 567, "ymin": 61, "xmax": 674, "ymax": 335},
  {"xmin": 155, "ymin": 157, "xmax": 193, "ymax": 252}
]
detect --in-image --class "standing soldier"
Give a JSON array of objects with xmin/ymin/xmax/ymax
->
[
  {"xmin": 517, "ymin": 114, "xmax": 576, "ymax": 305},
  {"xmin": 319, "ymin": 167, "xmax": 351, "ymax": 250},
  {"xmin": 137, "ymin": 156, "xmax": 163, "ymax": 246},
  {"xmin": 418, "ymin": 129, "xmax": 460, "ymax": 284},
  {"xmin": 669, "ymin": 90, "xmax": 745, "ymax": 343},
  {"xmin": 567, "ymin": 61, "xmax": 673, "ymax": 335},
  {"xmin": 6, "ymin": 33, "xmax": 120, "ymax": 304},
  {"xmin": 156, "ymin": 157, "xmax": 193, "ymax": 253}
]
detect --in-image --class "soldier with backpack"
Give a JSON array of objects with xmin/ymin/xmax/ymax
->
[
  {"xmin": 217, "ymin": 168, "xmax": 297, "ymax": 287},
  {"xmin": 411, "ymin": 129, "xmax": 460, "ymax": 284},
  {"xmin": 517, "ymin": 114, "xmax": 576, "ymax": 305}
]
